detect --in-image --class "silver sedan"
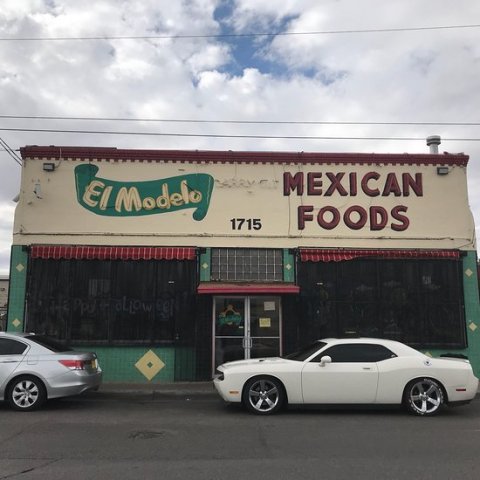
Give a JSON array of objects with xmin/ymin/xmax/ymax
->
[{"xmin": 0, "ymin": 332, "xmax": 102, "ymax": 411}]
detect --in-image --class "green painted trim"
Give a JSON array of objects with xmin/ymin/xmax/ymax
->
[
  {"xmin": 425, "ymin": 251, "xmax": 480, "ymax": 377},
  {"xmin": 76, "ymin": 346, "xmax": 176, "ymax": 382},
  {"xmin": 200, "ymin": 248, "xmax": 211, "ymax": 281},
  {"xmin": 175, "ymin": 347, "xmax": 197, "ymax": 381},
  {"xmin": 283, "ymin": 249, "xmax": 295, "ymax": 282},
  {"xmin": 6, "ymin": 246, "xmax": 28, "ymax": 332}
]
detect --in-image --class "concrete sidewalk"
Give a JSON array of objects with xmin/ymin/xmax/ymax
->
[{"xmin": 99, "ymin": 382, "xmax": 215, "ymax": 396}]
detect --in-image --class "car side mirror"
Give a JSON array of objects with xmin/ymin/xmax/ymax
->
[{"xmin": 319, "ymin": 355, "xmax": 332, "ymax": 367}]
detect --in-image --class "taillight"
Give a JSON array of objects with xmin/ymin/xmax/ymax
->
[{"xmin": 59, "ymin": 359, "xmax": 85, "ymax": 370}]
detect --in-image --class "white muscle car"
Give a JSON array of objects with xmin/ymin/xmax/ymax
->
[{"xmin": 213, "ymin": 338, "xmax": 478, "ymax": 416}]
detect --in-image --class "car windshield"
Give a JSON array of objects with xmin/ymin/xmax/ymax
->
[
  {"xmin": 282, "ymin": 341, "xmax": 327, "ymax": 361},
  {"xmin": 24, "ymin": 335, "xmax": 73, "ymax": 352}
]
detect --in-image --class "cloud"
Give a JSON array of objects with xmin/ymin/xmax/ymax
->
[{"xmin": 0, "ymin": 0, "xmax": 479, "ymax": 274}]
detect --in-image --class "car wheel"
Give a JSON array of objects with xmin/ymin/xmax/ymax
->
[
  {"xmin": 404, "ymin": 378, "xmax": 444, "ymax": 416},
  {"xmin": 243, "ymin": 376, "xmax": 285, "ymax": 415},
  {"xmin": 7, "ymin": 376, "xmax": 47, "ymax": 412}
]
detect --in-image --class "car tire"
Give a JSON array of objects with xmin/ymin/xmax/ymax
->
[
  {"xmin": 242, "ymin": 376, "xmax": 285, "ymax": 415},
  {"xmin": 7, "ymin": 375, "xmax": 47, "ymax": 412},
  {"xmin": 404, "ymin": 378, "xmax": 444, "ymax": 416}
]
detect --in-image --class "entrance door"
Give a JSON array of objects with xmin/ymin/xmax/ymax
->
[{"xmin": 213, "ymin": 296, "xmax": 281, "ymax": 370}]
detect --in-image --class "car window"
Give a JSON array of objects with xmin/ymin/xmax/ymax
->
[
  {"xmin": 0, "ymin": 338, "xmax": 29, "ymax": 355},
  {"xmin": 283, "ymin": 341, "xmax": 327, "ymax": 361},
  {"xmin": 311, "ymin": 343, "xmax": 397, "ymax": 363},
  {"xmin": 24, "ymin": 335, "xmax": 73, "ymax": 352}
]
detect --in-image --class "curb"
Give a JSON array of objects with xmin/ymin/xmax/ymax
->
[{"xmin": 98, "ymin": 382, "xmax": 215, "ymax": 396}]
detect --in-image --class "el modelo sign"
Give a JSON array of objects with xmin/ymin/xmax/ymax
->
[{"xmin": 75, "ymin": 164, "xmax": 214, "ymax": 221}]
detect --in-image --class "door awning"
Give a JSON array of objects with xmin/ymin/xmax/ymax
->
[
  {"xmin": 30, "ymin": 245, "xmax": 197, "ymax": 261},
  {"xmin": 197, "ymin": 283, "xmax": 300, "ymax": 294},
  {"xmin": 299, "ymin": 248, "xmax": 460, "ymax": 262}
]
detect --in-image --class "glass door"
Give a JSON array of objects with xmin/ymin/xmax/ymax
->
[
  {"xmin": 249, "ymin": 296, "xmax": 281, "ymax": 359},
  {"xmin": 213, "ymin": 296, "xmax": 281, "ymax": 371}
]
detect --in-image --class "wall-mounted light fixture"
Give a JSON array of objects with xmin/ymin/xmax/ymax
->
[
  {"xmin": 43, "ymin": 162, "xmax": 55, "ymax": 172},
  {"xmin": 436, "ymin": 166, "xmax": 449, "ymax": 176}
]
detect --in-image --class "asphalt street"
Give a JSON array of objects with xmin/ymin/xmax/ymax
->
[{"xmin": 0, "ymin": 386, "xmax": 479, "ymax": 480}]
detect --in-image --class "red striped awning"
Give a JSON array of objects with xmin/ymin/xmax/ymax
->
[
  {"xmin": 30, "ymin": 245, "xmax": 197, "ymax": 261},
  {"xmin": 197, "ymin": 283, "xmax": 300, "ymax": 294},
  {"xmin": 299, "ymin": 248, "xmax": 460, "ymax": 262}
]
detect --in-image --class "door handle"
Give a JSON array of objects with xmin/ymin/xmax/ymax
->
[
  {"xmin": 362, "ymin": 367, "xmax": 371, "ymax": 370},
  {"xmin": 0, "ymin": 360, "xmax": 18, "ymax": 363}
]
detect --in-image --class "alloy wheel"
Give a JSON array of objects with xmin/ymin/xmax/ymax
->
[
  {"xmin": 245, "ymin": 378, "xmax": 282, "ymax": 414},
  {"xmin": 406, "ymin": 378, "xmax": 444, "ymax": 416}
]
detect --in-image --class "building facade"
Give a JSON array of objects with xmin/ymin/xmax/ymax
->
[{"xmin": 7, "ymin": 146, "xmax": 480, "ymax": 382}]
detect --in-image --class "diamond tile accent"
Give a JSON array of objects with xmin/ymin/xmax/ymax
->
[
  {"xmin": 285, "ymin": 263, "xmax": 292, "ymax": 271},
  {"xmin": 202, "ymin": 262, "xmax": 209, "ymax": 270},
  {"xmin": 469, "ymin": 322, "xmax": 478, "ymax": 332},
  {"xmin": 12, "ymin": 318, "xmax": 21, "ymax": 328},
  {"xmin": 465, "ymin": 268, "xmax": 473, "ymax": 277},
  {"xmin": 135, "ymin": 350, "xmax": 165, "ymax": 381},
  {"xmin": 16, "ymin": 263, "xmax": 25, "ymax": 272}
]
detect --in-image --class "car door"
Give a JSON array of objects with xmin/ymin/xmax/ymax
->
[
  {"xmin": 301, "ymin": 343, "xmax": 380, "ymax": 404},
  {"xmin": 0, "ymin": 338, "xmax": 29, "ymax": 393}
]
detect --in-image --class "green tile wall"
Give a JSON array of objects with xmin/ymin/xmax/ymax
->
[
  {"xmin": 426, "ymin": 251, "xmax": 480, "ymax": 376},
  {"xmin": 283, "ymin": 249, "xmax": 295, "ymax": 282},
  {"xmin": 76, "ymin": 346, "xmax": 176, "ymax": 382},
  {"xmin": 6, "ymin": 245, "xmax": 28, "ymax": 332},
  {"xmin": 199, "ymin": 248, "xmax": 211, "ymax": 281}
]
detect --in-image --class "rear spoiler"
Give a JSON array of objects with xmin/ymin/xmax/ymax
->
[{"xmin": 440, "ymin": 353, "xmax": 469, "ymax": 360}]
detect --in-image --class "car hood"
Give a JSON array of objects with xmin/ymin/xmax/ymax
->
[{"xmin": 219, "ymin": 357, "xmax": 292, "ymax": 370}]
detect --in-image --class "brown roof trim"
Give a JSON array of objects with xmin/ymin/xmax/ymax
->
[{"xmin": 19, "ymin": 145, "xmax": 469, "ymax": 166}]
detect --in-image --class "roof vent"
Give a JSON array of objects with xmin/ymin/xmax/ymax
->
[{"xmin": 426, "ymin": 135, "xmax": 441, "ymax": 154}]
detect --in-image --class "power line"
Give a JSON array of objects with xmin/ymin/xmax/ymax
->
[
  {"xmin": 0, "ymin": 24, "xmax": 479, "ymax": 42},
  {"xmin": 0, "ymin": 137, "xmax": 22, "ymax": 165},
  {"xmin": 0, "ymin": 126, "xmax": 479, "ymax": 142},
  {"xmin": 0, "ymin": 114, "xmax": 479, "ymax": 126}
]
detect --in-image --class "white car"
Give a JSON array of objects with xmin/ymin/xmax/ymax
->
[{"xmin": 213, "ymin": 338, "xmax": 479, "ymax": 416}]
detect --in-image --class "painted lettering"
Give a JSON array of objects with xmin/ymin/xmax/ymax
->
[
  {"xmin": 298, "ymin": 205, "xmax": 314, "ymax": 230},
  {"xmin": 115, "ymin": 187, "xmax": 142, "ymax": 213},
  {"xmin": 83, "ymin": 180, "xmax": 105, "ymax": 208},
  {"xmin": 324, "ymin": 172, "xmax": 348, "ymax": 196},
  {"xmin": 391, "ymin": 205, "xmax": 410, "ymax": 231},
  {"xmin": 307, "ymin": 172, "xmax": 323, "ymax": 195}
]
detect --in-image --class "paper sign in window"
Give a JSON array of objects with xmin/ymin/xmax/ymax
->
[
  {"xmin": 259, "ymin": 317, "xmax": 271, "ymax": 328},
  {"xmin": 264, "ymin": 301, "xmax": 275, "ymax": 311}
]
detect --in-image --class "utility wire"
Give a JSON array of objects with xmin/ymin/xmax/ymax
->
[
  {"xmin": 0, "ymin": 137, "xmax": 22, "ymax": 165},
  {"xmin": 0, "ymin": 114, "xmax": 479, "ymax": 126},
  {"xmin": 0, "ymin": 127, "xmax": 478, "ymax": 142},
  {"xmin": 0, "ymin": 24, "xmax": 479, "ymax": 41}
]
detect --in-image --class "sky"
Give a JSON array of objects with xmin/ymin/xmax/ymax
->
[{"xmin": 1, "ymin": 0, "xmax": 480, "ymax": 275}]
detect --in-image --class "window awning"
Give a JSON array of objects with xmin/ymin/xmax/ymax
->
[
  {"xmin": 30, "ymin": 245, "xmax": 197, "ymax": 261},
  {"xmin": 197, "ymin": 283, "xmax": 300, "ymax": 294},
  {"xmin": 299, "ymin": 248, "xmax": 460, "ymax": 262}
]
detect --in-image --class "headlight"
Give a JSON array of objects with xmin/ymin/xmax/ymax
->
[{"xmin": 214, "ymin": 370, "xmax": 224, "ymax": 381}]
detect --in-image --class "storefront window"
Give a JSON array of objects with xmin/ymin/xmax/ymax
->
[
  {"xmin": 26, "ymin": 258, "xmax": 196, "ymax": 345},
  {"xmin": 298, "ymin": 258, "xmax": 466, "ymax": 348},
  {"xmin": 211, "ymin": 248, "xmax": 283, "ymax": 282}
]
